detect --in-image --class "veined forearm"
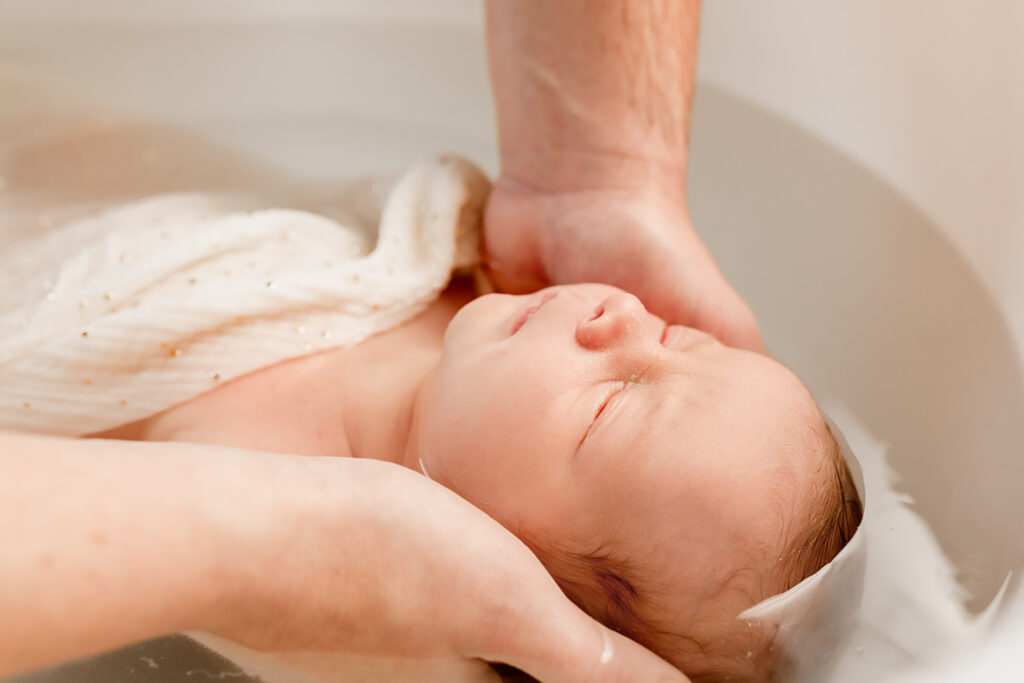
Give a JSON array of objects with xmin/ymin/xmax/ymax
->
[
  {"xmin": 486, "ymin": 0, "xmax": 700, "ymax": 193},
  {"xmin": 0, "ymin": 433, "xmax": 297, "ymax": 677}
]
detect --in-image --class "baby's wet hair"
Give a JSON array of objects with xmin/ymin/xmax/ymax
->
[
  {"xmin": 525, "ymin": 540, "xmax": 650, "ymax": 644},
  {"xmin": 524, "ymin": 418, "xmax": 863, "ymax": 682},
  {"xmin": 522, "ymin": 534, "xmax": 775, "ymax": 681},
  {"xmin": 777, "ymin": 424, "xmax": 863, "ymax": 592}
]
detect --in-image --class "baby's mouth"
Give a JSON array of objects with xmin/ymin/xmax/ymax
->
[{"xmin": 509, "ymin": 291, "xmax": 559, "ymax": 335}]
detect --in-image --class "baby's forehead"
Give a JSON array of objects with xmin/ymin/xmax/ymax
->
[
  {"xmin": 580, "ymin": 345, "xmax": 828, "ymax": 525},
  {"xmin": 649, "ymin": 357, "xmax": 823, "ymax": 458},
  {"xmin": 611, "ymin": 367, "xmax": 829, "ymax": 537}
]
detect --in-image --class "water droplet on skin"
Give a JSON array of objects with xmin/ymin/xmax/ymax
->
[
  {"xmin": 45, "ymin": 292, "xmax": 57, "ymax": 302},
  {"xmin": 598, "ymin": 630, "xmax": 614, "ymax": 665}
]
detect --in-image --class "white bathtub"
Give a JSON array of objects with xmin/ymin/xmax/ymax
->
[{"xmin": 2, "ymin": 1, "xmax": 1021, "ymax": 681}]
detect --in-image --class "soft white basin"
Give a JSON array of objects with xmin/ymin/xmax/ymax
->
[{"xmin": 2, "ymin": 2, "xmax": 1021, "ymax": 681}]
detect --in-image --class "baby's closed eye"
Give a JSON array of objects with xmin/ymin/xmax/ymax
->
[{"xmin": 577, "ymin": 381, "xmax": 628, "ymax": 451}]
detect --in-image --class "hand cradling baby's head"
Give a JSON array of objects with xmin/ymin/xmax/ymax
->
[{"xmin": 413, "ymin": 284, "xmax": 863, "ymax": 681}]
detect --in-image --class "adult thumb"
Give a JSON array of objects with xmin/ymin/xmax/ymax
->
[
  {"xmin": 496, "ymin": 608, "xmax": 690, "ymax": 683},
  {"xmin": 662, "ymin": 267, "xmax": 765, "ymax": 355}
]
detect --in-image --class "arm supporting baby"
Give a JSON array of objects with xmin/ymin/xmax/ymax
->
[
  {"xmin": 0, "ymin": 431, "xmax": 686, "ymax": 682},
  {"xmin": 484, "ymin": 0, "xmax": 763, "ymax": 352}
]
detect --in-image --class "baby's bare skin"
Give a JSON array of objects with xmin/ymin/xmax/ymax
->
[
  {"xmin": 100, "ymin": 280, "xmax": 829, "ymax": 679},
  {"xmin": 98, "ymin": 282, "xmax": 474, "ymax": 464}
]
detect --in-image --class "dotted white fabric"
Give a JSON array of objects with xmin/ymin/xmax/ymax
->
[{"xmin": 0, "ymin": 156, "xmax": 489, "ymax": 437}]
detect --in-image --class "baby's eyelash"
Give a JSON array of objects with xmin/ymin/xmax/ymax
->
[
  {"xmin": 593, "ymin": 390, "xmax": 617, "ymax": 421},
  {"xmin": 577, "ymin": 382, "xmax": 626, "ymax": 451}
]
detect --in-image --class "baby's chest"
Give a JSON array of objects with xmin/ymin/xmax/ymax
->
[{"xmin": 127, "ymin": 354, "xmax": 353, "ymax": 459}]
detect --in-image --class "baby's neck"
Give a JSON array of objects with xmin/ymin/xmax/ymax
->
[{"xmin": 338, "ymin": 282, "xmax": 472, "ymax": 468}]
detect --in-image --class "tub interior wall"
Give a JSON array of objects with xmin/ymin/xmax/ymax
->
[{"xmin": 2, "ymin": 1, "xmax": 1022, "ymax": 681}]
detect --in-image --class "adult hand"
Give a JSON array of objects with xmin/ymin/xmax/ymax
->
[
  {"xmin": 484, "ymin": 0, "xmax": 763, "ymax": 353},
  {"xmin": 0, "ymin": 435, "xmax": 684, "ymax": 682},
  {"xmin": 207, "ymin": 456, "xmax": 688, "ymax": 683},
  {"xmin": 483, "ymin": 176, "xmax": 764, "ymax": 352}
]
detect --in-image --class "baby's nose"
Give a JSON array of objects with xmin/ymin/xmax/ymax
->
[{"xmin": 574, "ymin": 291, "xmax": 648, "ymax": 351}]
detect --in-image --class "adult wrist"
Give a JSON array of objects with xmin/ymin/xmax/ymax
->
[
  {"xmin": 495, "ymin": 144, "xmax": 689, "ymax": 211},
  {"xmin": 491, "ymin": 154, "xmax": 691, "ymax": 234}
]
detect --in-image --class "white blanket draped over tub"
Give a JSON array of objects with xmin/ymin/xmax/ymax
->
[
  {"xmin": 0, "ymin": 156, "xmax": 488, "ymax": 437},
  {"xmin": 0, "ymin": 155, "xmax": 504, "ymax": 683}
]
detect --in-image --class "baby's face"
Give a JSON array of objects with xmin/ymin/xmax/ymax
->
[{"xmin": 414, "ymin": 284, "xmax": 830, "ymax": 625}]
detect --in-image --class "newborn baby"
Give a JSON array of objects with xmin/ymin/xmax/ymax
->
[
  {"xmin": 419, "ymin": 284, "xmax": 863, "ymax": 681},
  {"xmin": 3, "ymin": 156, "xmax": 861, "ymax": 681},
  {"xmin": 106, "ymin": 279, "xmax": 862, "ymax": 682},
  {"xmin": 420, "ymin": 283, "xmax": 862, "ymax": 681}
]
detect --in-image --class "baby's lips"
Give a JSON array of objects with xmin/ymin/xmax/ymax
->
[{"xmin": 509, "ymin": 290, "xmax": 559, "ymax": 335}]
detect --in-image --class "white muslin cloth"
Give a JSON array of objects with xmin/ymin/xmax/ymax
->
[{"xmin": 0, "ymin": 156, "xmax": 489, "ymax": 437}]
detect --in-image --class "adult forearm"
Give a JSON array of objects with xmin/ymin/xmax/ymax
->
[
  {"xmin": 0, "ymin": 435, "xmax": 692, "ymax": 683},
  {"xmin": 0, "ymin": 433, "xmax": 302, "ymax": 677},
  {"xmin": 486, "ymin": 0, "xmax": 701, "ymax": 194}
]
